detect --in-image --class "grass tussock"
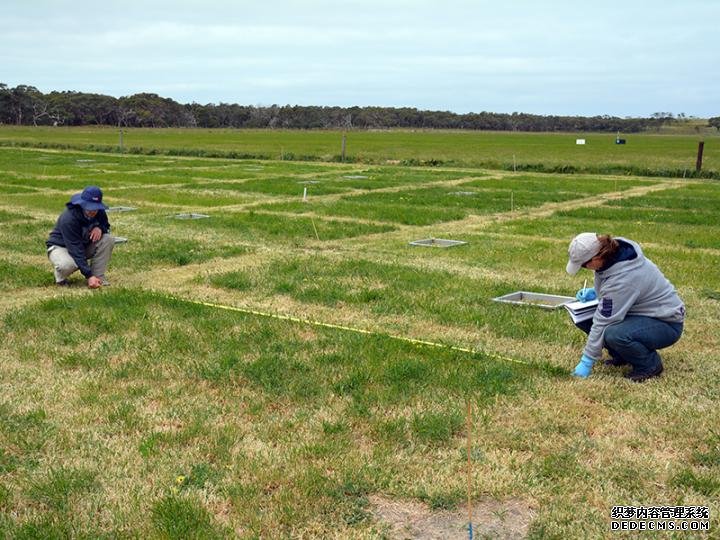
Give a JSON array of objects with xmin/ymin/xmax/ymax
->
[{"xmin": 1, "ymin": 290, "xmax": 536, "ymax": 536}]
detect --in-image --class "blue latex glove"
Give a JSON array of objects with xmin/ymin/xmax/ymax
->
[
  {"xmin": 572, "ymin": 354, "xmax": 595, "ymax": 378},
  {"xmin": 575, "ymin": 287, "xmax": 597, "ymax": 302}
]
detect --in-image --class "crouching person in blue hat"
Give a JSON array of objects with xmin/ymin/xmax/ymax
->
[
  {"xmin": 46, "ymin": 186, "xmax": 114, "ymax": 289},
  {"xmin": 566, "ymin": 233, "xmax": 685, "ymax": 382}
]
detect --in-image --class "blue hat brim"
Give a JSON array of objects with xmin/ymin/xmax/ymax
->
[{"xmin": 70, "ymin": 193, "xmax": 108, "ymax": 211}]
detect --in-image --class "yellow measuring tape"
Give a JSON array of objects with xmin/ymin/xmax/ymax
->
[{"xmin": 177, "ymin": 297, "xmax": 528, "ymax": 366}]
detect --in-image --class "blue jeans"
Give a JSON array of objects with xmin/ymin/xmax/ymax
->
[{"xmin": 575, "ymin": 316, "xmax": 683, "ymax": 374}]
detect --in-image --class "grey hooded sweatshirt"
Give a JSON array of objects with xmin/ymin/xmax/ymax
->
[{"xmin": 584, "ymin": 238, "xmax": 685, "ymax": 360}]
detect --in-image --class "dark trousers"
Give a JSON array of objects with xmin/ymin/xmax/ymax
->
[{"xmin": 575, "ymin": 316, "xmax": 683, "ymax": 374}]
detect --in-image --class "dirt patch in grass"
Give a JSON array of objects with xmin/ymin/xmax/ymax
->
[{"xmin": 370, "ymin": 494, "xmax": 534, "ymax": 539}]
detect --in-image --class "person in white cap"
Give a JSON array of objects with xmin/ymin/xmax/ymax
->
[
  {"xmin": 46, "ymin": 185, "xmax": 114, "ymax": 289},
  {"xmin": 566, "ymin": 233, "xmax": 685, "ymax": 382}
]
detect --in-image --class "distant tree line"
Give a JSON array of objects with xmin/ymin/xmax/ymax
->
[{"xmin": 0, "ymin": 83, "xmax": 707, "ymax": 132}]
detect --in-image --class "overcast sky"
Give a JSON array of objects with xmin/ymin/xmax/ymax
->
[{"xmin": 2, "ymin": 1, "xmax": 718, "ymax": 117}]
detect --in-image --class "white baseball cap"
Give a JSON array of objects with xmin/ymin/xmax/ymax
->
[{"xmin": 566, "ymin": 233, "xmax": 601, "ymax": 275}]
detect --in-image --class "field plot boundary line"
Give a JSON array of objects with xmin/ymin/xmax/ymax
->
[
  {"xmin": 213, "ymin": 174, "xmax": 496, "ymax": 213},
  {"xmin": 0, "ymin": 145, "xmax": 404, "ymax": 170},
  {"xmin": 233, "ymin": 178, "xmax": 695, "ymax": 240},
  {"xmin": 424, "ymin": 179, "xmax": 695, "ymax": 236},
  {"xmin": 240, "ymin": 208, "xmax": 395, "ymax": 228},
  {"xmin": 170, "ymin": 295, "xmax": 529, "ymax": 367}
]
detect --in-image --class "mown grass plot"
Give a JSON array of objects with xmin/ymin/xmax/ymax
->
[{"xmin": 0, "ymin": 289, "xmax": 540, "ymax": 537}]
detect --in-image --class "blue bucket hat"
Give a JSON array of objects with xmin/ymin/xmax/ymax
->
[{"xmin": 70, "ymin": 186, "xmax": 108, "ymax": 211}]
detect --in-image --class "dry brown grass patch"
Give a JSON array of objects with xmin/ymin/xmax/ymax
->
[{"xmin": 370, "ymin": 494, "xmax": 535, "ymax": 539}]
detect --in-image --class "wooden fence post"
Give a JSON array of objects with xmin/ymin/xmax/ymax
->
[{"xmin": 696, "ymin": 141, "xmax": 705, "ymax": 172}]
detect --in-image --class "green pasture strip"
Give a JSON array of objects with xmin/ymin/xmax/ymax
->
[
  {"xmin": 1, "ymin": 126, "xmax": 717, "ymax": 177},
  {"xmin": 208, "ymin": 255, "xmax": 578, "ymax": 343},
  {"xmin": 318, "ymin": 168, "xmax": 477, "ymax": 192},
  {"xmin": 0, "ymin": 219, "xmax": 55, "ymax": 256},
  {"xmin": 0, "ymin": 216, "xmax": 252, "ymax": 276},
  {"xmin": 363, "ymin": 233, "xmax": 567, "ymax": 277},
  {"xmin": 488, "ymin": 205, "xmax": 720, "ymax": 246},
  {"xmin": 350, "ymin": 167, "xmax": 486, "ymax": 183},
  {"xmin": 188, "ymin": 166, "xmax": 482, "ymax": 198},
  {"xmin": 111, "ymin": 237, "xmax": 251, "ymax": 270},
  {"xmin": 0, "ymin": 258, "xmax": 50, "ymax": 289},
  {"xmin": 112, "ymin": 166, "xmax": 269, "ymax": 182},
  {"xmin": 185, "ymin": 297, "xmax": 534, "ymax": 369},
  {"xmin": 1, "ymin": 191, "xmax": 87, "ymax": 213},
  {"xmin": 0, "ymin": 150, "xmax": 90, "ymax": 175},
  {"xmin": 144, "ymin": 211, "xmax": 396, "ymax": 243},
  {"xmin": 0, "ymin": 289, "xmax": 539, "ymax": 537},
  {"xmin": 222, "ymin": 161, "xmax": 345, "ymax": 175},
  {"xmin": 460, "ymin": 173, "xmax": 652, "ymax": 194},
  {"xmin": 102, "ymin": 186, "xmax": 257, "ymax": 208},
  {"xmin": 0, "ymin": 176, "xmax": 106, "ymax": 192},
  {"xmin": 217, "ymin": 175, "xmax": 349, "ymax": 196},
  {"xmin": 485, "ymin": 215, "xmax": 720, "ymax": 287},
  {"xmin": 605, "ymin": 182, "xmax": 720, "ymax": 211},
  {"xmin": 2, "ymin": 183, "xmax": 261, "ymax": 213},
  {"xmin": 0, "ymin": 148, "xmax": 173, "ymax": 174},
  {"xmin": 258, "ymin": 199, "xmax": 468, "ymax": 226},
  {"xmin": 0, "ymin": 209, "xmax": 391, "ymax": 270},
  {"xmin": 0, "ymin": 209, "xmax": 35, "ymax": 223},
  {"xmin": 557, "ymin": 205, "xmax": 720, "ymax": 227},
  {"xmin": 607, "ymin": 194, "xmax": 720, "ymax": 213},
  {"xmin": 257, "ymin": 182, "xmax": 593, "ymax": 226},
  {"xmin": 0, "ymin": 148, "xmax": 296, "ymax": 188},
  {"xmin": 74, "ymin": 171, "xmax": 202, "ymax": 186},
  {"xmin": 192, "ymin": 167, "xmax": 481, "ymax": 194},
  {"xmin": 329, "ymin": 167, "xmax": 488, "ymax": 191},
  {"xmin": 70, "ymin": 158, "xmax": 245, "ymax": 174},
  {"xmin": 324, "ymin": 174, "xmax": 446, "ymax": 191},
  {"xmin": 0, "ymin": 183, "xmax": 38, "ymax": 194},
  {"xmin": 2, "ymin": 148, "xmax": 491, "ymax": 193},
  {"xmin": 187, "ymin": 180, "xmax": 292, "ymax": 193},
  {"xmin": 98, "ymin": 161, "xmax": 337, "ymax": 180}
]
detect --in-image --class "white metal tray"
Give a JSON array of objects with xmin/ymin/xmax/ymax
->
[{"xmin": 492, "ymin": 291, "xmax": 575, "ymax": 310}]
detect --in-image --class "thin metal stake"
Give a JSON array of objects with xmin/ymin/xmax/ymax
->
[
  {"xmin": 310, "ymin": 217, "xmax": 320, "ymax": 241},
  {"xmin": 466, "ymin": 399, "xmax": 474, "ymax": 540}
]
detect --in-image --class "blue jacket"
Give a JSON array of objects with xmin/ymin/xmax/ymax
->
[{"xmin": 46, "ymin": 204, "xmax": 111, "ymax": 278}]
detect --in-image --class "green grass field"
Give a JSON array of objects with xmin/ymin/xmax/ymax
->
[
  {"xmin": 0, "ymin": 130, "xmax": 718, "ymax": 538},
  {"xmin": 0, "ymin": 125, "xmax": 717, "ymax": 178}
]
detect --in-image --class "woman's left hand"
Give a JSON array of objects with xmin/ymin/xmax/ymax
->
[{"xmin": 572, "ymin": 354, "xmax": 595, "ymax": 378}]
